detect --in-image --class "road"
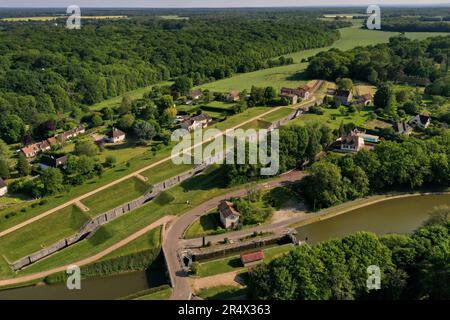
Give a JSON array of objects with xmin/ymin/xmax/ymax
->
[
  {"xmin": 163, "ymin": 170, "xmax": 305, "ymax": 300},
  {"xmin": 0, "ymin": 215, "xmax": 175, "ymax": 287},
  {"xmin": 0, "ymin": 104, "xmax": 298, "ymax": 239}
]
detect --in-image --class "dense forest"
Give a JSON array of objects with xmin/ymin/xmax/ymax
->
[
  {"xmin": 248, "ymin": 216, "xmax": 450, "ymax": 300},
  {"xmin": 306, "ymin": 36, "xmax": 450, "ymax": 91},
  {"xmin": 0, "ymin": 15, "xmax": 345, "ymax": 144}
]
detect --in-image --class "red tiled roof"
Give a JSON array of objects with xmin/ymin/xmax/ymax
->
[
  {"xmin": 218, "ymin": 200, "xmax": 240, "ymax": 218},
  {"xmin": 241, "ymin": 251, "xmax": 264, "ymax": 264}
]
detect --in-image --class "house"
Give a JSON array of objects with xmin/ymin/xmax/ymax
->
[
  {"xmin": 21, "ymin": 140, "xmax": 50, "ymax": 159},
  {"xmin": 180, "ymin": 114, "xmax": 212, "ymax": 132},
  {"xmin": 340, "ymin": 131, "xmax": 365, "ymax": 153},
  {"xmin": 240, "ymin": 250, "xmax": 264, "ymax": 267},
  {"xmin": 410, "ymin": 113, "xmax": 431, "ymax": 129},
  {"xmin": 56, "ymin": 125, "xmax": 85, "ymax": 141},
  {"xmin": 394, "ymin": 121, "xmax": 413, "ymax": 135},
  {"xmin": 218, "ymin": 200, "xmax": 240, "ymax": 229},
  {"xmin": 46, "ymin": 136, "xmax": 59, "ymax": 147},
  {"xmin": 352, "ymin": 94, "xmax": 372, "ymax": 107},
  {"xmin": 226, "ymin": 90, "xmax": 240, "ymax": 102},
  {"xmin": 353, "ymin": 128, "xmax": 380, "ymax": 144},
  {"xmin": 106, "ymin": 128, "xmax": 126, "ymax": 144},
  {"xmin": 297, "ymin": 84, "xmax": 311, "ymax": 100},
  {"xmin": 334, "ymin": 89, "xmax": 353, "ymax": 106},
  {"xmin": 190, "ymin": 89, "xmax": 202, "ymax": 100},
  {"xmin": 280, "ymin": 93, "xmax": 298, "ymax": 105},
  {"xmin": 0, "ymin": 178, "xmax": 7, "ymax": 197},
  {"xmin": 39, "ymin": 154, "xmax": 69, "ymax": 170}
]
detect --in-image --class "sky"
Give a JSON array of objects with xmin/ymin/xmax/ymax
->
[{"xmin": 0, "ymin": 0, "xmax": 448, "ymax": 8}]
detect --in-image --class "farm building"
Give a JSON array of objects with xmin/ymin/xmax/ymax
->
[{"xmin": 334, "ymin": 89, "xmax": 353, "ymax": 106}]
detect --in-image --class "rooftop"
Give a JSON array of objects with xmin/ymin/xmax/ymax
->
[{"xmin": 241, "ymin": 250, "xmax": 264, "ymax": 264}]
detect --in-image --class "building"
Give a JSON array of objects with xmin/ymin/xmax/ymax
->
[
  {"xmin": 218, "ymin": 200, "xmax": 240, "ymax": 229},
  {"xmin": 353, "ymin": 129, "xmax": 380, "ymax": 144},
  {"xmin": 240, "ymin": 250, "xmax": 264, "ymax": 267},
  {"xmin": 21, "ymin": 141, "xmax": 51, "ymax": 159},
  {"xmin": 226, "ymin": 90, "xmax": 240, "ymax": 102},
  {"xmin": 394, "ymin": 121, "xmax": 413, "ymax": 135},
  {"xmin": 180, "ymin": 114, "xmax": 212, "ymax": 132},
  {"xmin": 190, "ymin": 89, "xmax": 202, "ymax": 100},
  {"xmin": 334, "ymin": 89, "xmax": 353, "ymax": 106},
  {"xmin": 281, "ymin": 85, "xmax": 311, "ymax": 100},
  {"xmin": 352, "ymin": 94, "xmax": 372, "ymax": 107},
  {"xmin": 410, "ymin": 113, "xmax": 431, "ymax": 129},
  {"xmin": 340, "ymin": 133, "xmax": 365, "ymax": 153},
  {"xmin": 39, "ymin": 154, "xmax": 69, "ymax": 170},
  {"xmin": 106, "ymin": 128, "xmax": 126, "ymax": 144},
  {"xmin": 0, "ymin": 178, "xmax": 7, "ymax": 197},
  {"xmin": 280, "ymin": 93, "xmax": 298, "ymax": 105},
  {"xmin": 56, "ymin": 125, "xmax": 86, "ymax": 142}
]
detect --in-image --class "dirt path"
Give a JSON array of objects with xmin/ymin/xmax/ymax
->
[
  {"xmin": 0, "ymin": 215, "xmax": 176, "ymax": 288},
  {"xmin": 0, "ymin": 106, "xmax": 290, "ymax": 240}
]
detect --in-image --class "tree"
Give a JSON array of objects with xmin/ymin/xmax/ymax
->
[
  {"xmin": 0, "ymin": 158, "xmax": 10, "ymax": 179},
  {"xmin": 336, "ymin": 77, "xmax": 353, "ymax": 91},
  {"xmin": 17, "ymin": 153, "xmax": 31, "ymax": 177},
  {"xmin": 374, "ymin": 83, "xmax": 394, "ymax": 110},
  {"xmin": 118, "ymin": 114, "xmax": 135, "ymax": 131},
  {"xmin": 190, "ymin": 261, "xmax": 200, "ymax": 275},
  {"xmin": 105, "ymin": 155, "xmax": 117, "ymax": 168},
  {"xmin": 133, "ymin": 120, "xmax": 156, "ymax": 141},
  {"xmin": 91, "ymin": 113, "xmax": 103, "ymax": 127},
  {"xmin": 74, "ymin": 140, "xmax": 99, "ymax": 157},
  {"xmin": 39, "ymin": 168, "xmax": 64, "ymax": 195},
  {"xmin": 423, "ymin": 205, "xmax": 450, "ymax": 226},
  {"xmin": 0, "ymin": 114, "xmax": 26, "ymax": 144},
  {"xmin": 172, "ymin": 76, "xmax": 193, "ymax": 96},
  {"xmin": 118, "ymin": 94, "xmax": 132, "ymax": 115}
]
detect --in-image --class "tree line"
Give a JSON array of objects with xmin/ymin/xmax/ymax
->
[{"xmin": 248, "ymin": 213, "xmax": 450, "ymax": 300}]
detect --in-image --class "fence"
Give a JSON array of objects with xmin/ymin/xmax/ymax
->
[{"xmin": 11, "ymin": 163, "xmax": 210, "ymax": 271}]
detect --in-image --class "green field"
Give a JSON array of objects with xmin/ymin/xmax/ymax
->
[
  {"xmin": 81, "ymin": 177, "xmax": 149, "ymax": 217},
  {"xmin": 102, "ymin": 226, "xmax": 162, "ymax": 261},
  {"xmin": 197, "ymin": 244, "xmax": 294, "ymax": 277},
  {"xmin": 289, "ymin": 107, "xmax": 372, "ymax": 129},
  {"xmin": 260, "ymin": 107, "xmax": 293, "ymax": 123},
  {"xmin": 185, "ymin": 210, "xmax": 222, "ymax": 239},
  {"xmin": 197, "ymin": 26, "xmax": 448, "ymax": 93},
  {"xmin": 197, "ymin": 285, "xmax": 247, "ymax": 300},
  {"xmin": 141, "ymin": 161, "xmax": 194, "ymax": 185},
  {"xmin": 89, "ymin": 81, "xmax": 172, "ymax": 111},
  {"xmin": 0, "ymin": 206, "xmax": 89, "ymax": 264}
]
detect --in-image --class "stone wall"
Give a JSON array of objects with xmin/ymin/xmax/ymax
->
[{"xmin": 10, "ymin": 163, "xmax": 210, "ymax": 271}]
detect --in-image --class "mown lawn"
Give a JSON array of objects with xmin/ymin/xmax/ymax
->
[
  {"xmin": 197, "ymin": 244, "xmax": 294, "ymax": 278},
  {"xmin": 260, "ymin": 107, "xmax": 293, "ymax": 123},
  {"xmin": 184, "ymin": 210, "xmax": 222, "ymax": 239},
  {"xmin": 82, "ymin": 177, "xmax": 150, "ymax": 217},
  {"xmin": 197, "ymin": 285, "xmax": 247, "ymax": 300},
  {"xmin": 141, "ymin": 161, "xmax": 194, "ymax": 185},
  {"xmin": 288, "ymin": 107, "xmax": 372, "ymax": 129},
  {"xmin": 0, "ymin": 206, "xmax": 90, "ymax": 263}
]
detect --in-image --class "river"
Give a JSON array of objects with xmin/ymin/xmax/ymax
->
[{"xmin": 295, "ymin": 194, "xmax": 450, "ymax": 244}]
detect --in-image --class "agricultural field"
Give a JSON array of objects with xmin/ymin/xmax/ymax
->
[
  {"xmin": 197, "ymin": 25, "xmax": 448, "ymax": 93},
  {"xmin": 196, "ymin": 244, "xmax": 294, "ymax": 278},
  {"xmin": 81, "ymin": 177, "xmax": 150, "ymax": 217}
]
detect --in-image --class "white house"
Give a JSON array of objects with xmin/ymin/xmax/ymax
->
[
  {"xmin": 106, "ymin": 128, "xmax": 126, "ymax": 144},
  {"xmin": 180, "ymin": 114, "xmax": 212, "ymax": 132},
  {"xmin": 340, "ymin": 132, "xmax": 365, "ymax": 153},
  {"xmin": 218, "ymin": 200, "xmax": 240, "ymax": 229},
  {"xmin": 0, "ymin": 178, "xmax": 7, "ymax": 197}
]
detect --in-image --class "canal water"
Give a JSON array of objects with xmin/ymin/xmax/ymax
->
[
  {"xmin": 295, "ymin": 194, "xmax": 450, "ymax": 244},
  {"xmin": 0, "ymin": 194, "xmax": 448, "ymax": 300}
]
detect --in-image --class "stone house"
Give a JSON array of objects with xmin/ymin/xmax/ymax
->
[
  {"xmin": 240, "ymin": 250, "xmax": 264, "ymax": 267},
  {"xmin": 218, "ymin": 200, "xmax": 240, "ymax": 229}
]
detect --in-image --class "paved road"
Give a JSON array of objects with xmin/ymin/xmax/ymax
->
[
  {"xmin": 0, "ymin": 106, "xmax": 290, "ymax": 239},
  {"xmin": 163, "ymin": 170, "xmax": 305, "ymax": 300},
  {"xmin": 0, "ymin": 215, "xmax": 175, "ymax": 287}
]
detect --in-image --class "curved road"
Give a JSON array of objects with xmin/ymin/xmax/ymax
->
[{"xmin": 163, "ymin": 170, "xmax": 305, "ymax": 300}]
